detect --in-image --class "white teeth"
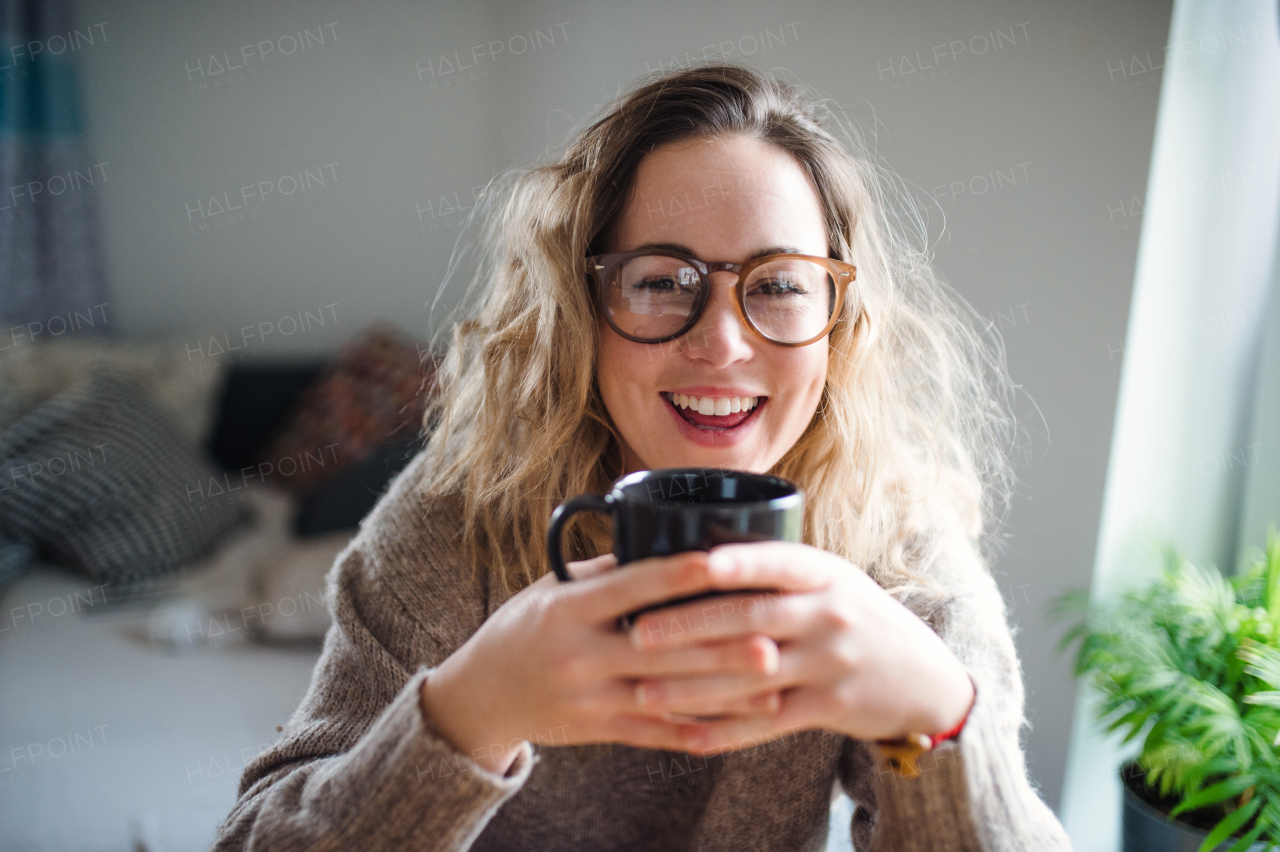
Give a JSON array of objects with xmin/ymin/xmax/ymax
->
[{"xmin": 666, "ymin": 393, "xmax": 760, "ymax": 414}]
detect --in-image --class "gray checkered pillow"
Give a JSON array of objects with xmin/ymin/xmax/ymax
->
[{"xmin": 0, "ymin": 369, "xmax": 251, "ymax": 592}]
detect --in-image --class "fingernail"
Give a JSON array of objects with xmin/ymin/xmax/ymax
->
[
  {"xmin": 761, "ymin": 642, "xmax": 780, "ymax": 676},
  {"xmin": 708, "ymin": 551, "xmax": 736, "ymax": 577}
]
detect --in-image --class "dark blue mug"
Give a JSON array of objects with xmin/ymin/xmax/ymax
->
[{"xmin": 547, "ymin": 467, "xmax": 804, "ymax": 624}]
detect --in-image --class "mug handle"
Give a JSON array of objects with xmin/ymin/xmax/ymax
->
[{"xmin": 547, "ymin": 494, "xmax": 613, "ymax": 582}]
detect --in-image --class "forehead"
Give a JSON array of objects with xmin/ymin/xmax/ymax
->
[{"xmin": 611, "ymin": 135, "xmax": 827, "ymax": 256}]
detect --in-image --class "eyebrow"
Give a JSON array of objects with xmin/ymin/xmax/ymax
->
[{"xmin": 634, "ymin": 242, "xmax": 806, "ymax": 259}]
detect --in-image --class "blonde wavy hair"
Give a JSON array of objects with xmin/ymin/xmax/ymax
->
[{"xmin": 417, "ymin": 61, "xmax": 1021, "ymax": 605}]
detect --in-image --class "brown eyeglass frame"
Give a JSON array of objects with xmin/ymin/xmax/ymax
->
[{"xmin": 584, "ymin": 248, "xmax": 858, "ymax": 347}]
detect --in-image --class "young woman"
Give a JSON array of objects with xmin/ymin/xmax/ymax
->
[{"xmin": 215, "ymin": 63, "xmax": 1071, "ymax": 851}]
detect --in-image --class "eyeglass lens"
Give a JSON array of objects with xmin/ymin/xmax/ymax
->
[{"xmin": 602, "ymin": 254, "xmax": 835, "ymax": 343}]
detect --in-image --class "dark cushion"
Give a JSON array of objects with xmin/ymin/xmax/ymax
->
[
  {"xmin": 0, "ymin": 369, "xmax": 252, "ymax": 593},
  {"xmin": 206, "ymin": 362, "xmax": 326, "ymax": 470},
  {"xmin": 293, "ymin": 435, "xmax": 422, "ymax": 535}
]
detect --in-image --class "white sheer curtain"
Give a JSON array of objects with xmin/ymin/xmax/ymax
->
[{"xmin": 1060, "ymin": 1, "xmax": 1280, "ymax": 849}]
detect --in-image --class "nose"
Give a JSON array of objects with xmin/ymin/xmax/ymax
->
[{"xmin": 680, "ymin": 270, "xmax": 754, "ymax": 365}]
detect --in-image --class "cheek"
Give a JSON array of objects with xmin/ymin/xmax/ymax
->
[
  {"xmin": 596, "ymin": 328, "xmax": 654, "ymax": 409},
  {"xmin": 780, "ymin": 347, "xmax": 828, "ymax": 408},
  {"xmin": 812, "ymin": 349, "xmax": 829, "ymax": 399}
]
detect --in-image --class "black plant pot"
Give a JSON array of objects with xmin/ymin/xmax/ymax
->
[{"xmin": 1121, "ymin": 762, "xmax": 1266, "ymax": 852}]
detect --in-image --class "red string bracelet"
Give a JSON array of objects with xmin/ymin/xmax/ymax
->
[{"xmin": 927, "ymin": 688, "xmax": 973, "ymax": 748}]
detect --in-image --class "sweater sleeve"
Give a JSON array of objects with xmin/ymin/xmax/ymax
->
[
  {"xmin": 837, "ymin": 539, "xmax": 1074, "ymax": 851},
  {"xmin": 211, "ymin": 491, "xmax": 535, "ymax": 851}
]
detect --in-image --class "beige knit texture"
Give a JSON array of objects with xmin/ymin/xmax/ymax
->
[{"xmin": 212, "ymin": 450, "xmax": 1073, "ymax": 851}]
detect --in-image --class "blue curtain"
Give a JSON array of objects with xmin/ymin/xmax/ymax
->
[{"xmin": 0, "ymin": 0, "xmax": 109, "ymax": 334}]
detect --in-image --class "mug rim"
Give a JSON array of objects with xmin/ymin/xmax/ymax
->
[{"xmin": 609, "ymin": 467, "xmax": 803, "ymax": 512}]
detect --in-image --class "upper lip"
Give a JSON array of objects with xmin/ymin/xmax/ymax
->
[{"xmin": 661, "ymin": 387, "xmax": 768, "ymax": 398}]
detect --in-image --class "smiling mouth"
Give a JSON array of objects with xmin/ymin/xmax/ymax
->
[{"xmin": 662, "ymin": 392, "xmax": 766, "ymax": 431}]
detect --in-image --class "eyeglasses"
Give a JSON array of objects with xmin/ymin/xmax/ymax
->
[{"xmin": 585, "ymin": 249, "xmax": 857, "ymax": 347}]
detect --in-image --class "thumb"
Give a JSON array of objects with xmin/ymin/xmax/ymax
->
[{"xmin": 566, "ymin": 553, "xmax": 618, "ymax": 580}]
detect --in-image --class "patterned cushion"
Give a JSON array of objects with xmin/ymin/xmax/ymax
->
[
  {"xmin": 0, "ymin": 335, "xmax": 228, "ymax": 448},
  {"xmin": 0, "ymin": 369, "xmax": 252, "ymax": 594},
  {"xmin": 259, "ymin": 322, "xmax": 435, "ymax": 494}
]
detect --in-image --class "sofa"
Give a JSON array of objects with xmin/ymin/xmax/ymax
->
[{"xmin": 0, "ymin": 328, "xmax": 427, "ymax": 852}]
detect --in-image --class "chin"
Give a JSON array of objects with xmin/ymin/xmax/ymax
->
[{"xmin": 646, "ymin": 446, "xmax": 769, "ymax": 474}]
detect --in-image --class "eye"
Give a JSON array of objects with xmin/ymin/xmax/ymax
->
[
  {"xmin": 631, "ymin": 275, "xmax": 678, "ymax": 291},
  {"xmin": 747, "ymin": 276, "xmax": 809, "ymax": 297},
  {"xmin": 628, "ymin": 267, "xmax": 700, "ymax": 292}
]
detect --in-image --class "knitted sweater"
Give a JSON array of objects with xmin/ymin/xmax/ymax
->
[{"xmin": 212, "ymin": 450, "xmax": 1073, "ymax": 851}]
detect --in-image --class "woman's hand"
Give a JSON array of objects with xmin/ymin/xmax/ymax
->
[
  {"xmin": 624, "ymin": 541, "xmax": 976, "ymax": 755},
  {"xmin": 419, "ymin": 551, "xmax": 782, "ymax": 776}
]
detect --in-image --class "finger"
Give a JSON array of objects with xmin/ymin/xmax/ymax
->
[
  {"xmin": 658, "ymin": 690, "xmax": 782, "ymax": 721},
  {"xmin": 569, "ymin": 551, "xmax": 720, "ymax": 623},
  {"xmin": 644, "ymin": 681, "xmax": 784, "ymax": 718},
  {"xmin": 677, "ymin": 694, "xmax": 816, "ymax": 755},
  {"xmin": 578, "ymin": 664, "xmax": 786, "ymax": 725},
  {"xmin": 629, "ymin": 591, "xmax": 817, "ymax": 650},
  {"xmin": 704, "ymin": 541, "xmax": 836, "ymax": 595},
  {"xmin": 602, "ymin": 713, "xmax": 705, "ymax": 753},
  {"xmin": 607, "ymin": 633, "xmax": 780, "ymax": 678},
  {"xmin": 632, "ymin": 638, "xmax": 824, "ymax": 711},
  {"xmin": 566, "ymin": 553, "xmax": 618, "ymax": 580},
  {"xmin": 634, "ymin": 670, "xmax": 786, "ymax": 716}
]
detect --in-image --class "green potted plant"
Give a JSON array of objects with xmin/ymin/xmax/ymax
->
[{"xmin": 1054, "ymin": 532, "xmax": 1280, "ymax": 852}]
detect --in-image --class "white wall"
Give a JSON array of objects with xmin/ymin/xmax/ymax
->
[{"xmin": 73, "ymin": 0, "xmax": 1173, "ymax": 810}]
